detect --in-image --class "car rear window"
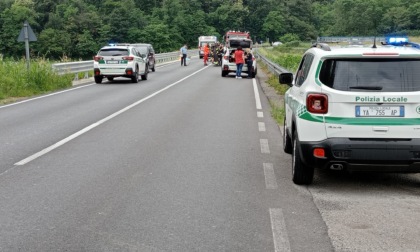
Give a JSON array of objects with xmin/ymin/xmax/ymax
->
[
  {"xmin": 229, "ymin": 40, "xmax": 252, "ymax": 48},
  {"xmin": 98, "ymin": 49, "xmax": 129, "ymax": 56},
  {"xmin": 319, "ymin": 59, "xmax": 420, "ymax": 92}
]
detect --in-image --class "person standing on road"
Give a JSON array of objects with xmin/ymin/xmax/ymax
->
[
  {"xmin": 244, "ymin": 48, "xmax": 253, "ymax": 78},
  {"xmin": 234, "ymin": 46, "xmax": 245, "ymax": 79},
  {"xmin": 180, "ymin": 44, "xmax": 188, "ymax": 66},
  {"xmin": 203, "ymin": 43, "xmax": 210, "ymax": 66}
]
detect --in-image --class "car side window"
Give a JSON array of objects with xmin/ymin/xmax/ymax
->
[{"xmin": 295, "ymin": 54, "xmax": 314, "ymax": 87}]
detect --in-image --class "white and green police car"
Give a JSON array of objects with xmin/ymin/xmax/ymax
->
[
  {"xmin": 280, "ymin": 36, "xmax": 420, "ymax": 185},
  {"xmin": 93, "ymin": 45, "xmax": 147, "ymax": 84}
]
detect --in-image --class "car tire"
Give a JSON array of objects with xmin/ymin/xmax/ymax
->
[
  {"xmin": 292, "ymin": 130, "xmax": 314, "ymax": 185},
  {"xmin": 221, "ymin": 70, "xmax": 228, "ymax": 77},
  {"xmin": 107, "ymin": 77, "xmax": 114, "ymax": 81},
  {"xmin": 94, "ymin": 76, "xmax": 103, "ymax": 84},
  {"xmin": 141, "ymin": 67, "xmax": 148, "ymax": 80},
  {"xmin": 283, "ymin": 119, "xmax": 292, "ymax": 154},
  {"xmin": 131, "ymin": 68, "xmax": 139, "ymax": 83}
]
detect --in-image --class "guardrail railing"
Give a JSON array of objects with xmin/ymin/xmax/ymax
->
[
  {"xmin": 52, "ymin": 49, "xmax": 199, "ymax": 80},
  {"xmin": 254, "ymin": 49, "xmax": 291, "ymax": 76}
]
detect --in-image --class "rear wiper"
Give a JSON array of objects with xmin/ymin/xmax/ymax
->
[
  {"xmin": 112, "ymin": 54, "xmax": 123, "ymax": 56},
  {"xmin": 349, "ymin": 86, "xmax": 383, "ymax": 90}
]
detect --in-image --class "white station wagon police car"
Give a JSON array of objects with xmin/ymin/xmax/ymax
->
[
  {"xmin": 279, "ymin": 36, "xmax": 420, "ymax": 185},
  {"xmin": 93, "ymin": 45, "xmax": 147, "ymax": 84}
]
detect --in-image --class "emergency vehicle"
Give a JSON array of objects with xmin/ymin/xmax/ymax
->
[
  {"xmin": 198, "ymin": 36, "xmax": 217, "ymax": 58},
  {"xmin": 223, "ymin": 31, "xmax": 250, "ymax": 45},
  {"xmin": 279, "ymin": 36, "xmax": 420, "ymax": 185}
]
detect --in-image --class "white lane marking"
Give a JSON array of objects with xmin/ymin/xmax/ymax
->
[
  {"xmin": 258, "ymin": 122, "xmax": 266, "ymax": 132},
  {"xmin": 263, "ymin": 163, "xmax": 278, "ymax": 189},
  {"xmin": 14, "ymin": 67, "xmax": 208, "ymax": 166},
  {"xmin": 270, "ymin": 208, "xmax": 292, "ymax": 252},
  {"xmin": 257, "ymin": 111, "xmax": 264, "ymax": 118},
  {"xmin": 0, "ymin": 84, "xmax": 96, "ymax": 109},
  {"xmin": 253, "ymin": 79, "xmax": 262, "ymax": 110},
  {"xmin": 260, "ymin": 139, "xmax": 270, "ymax": 154}
]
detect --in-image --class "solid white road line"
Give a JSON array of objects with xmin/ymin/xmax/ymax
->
[
  {"xmin": 0, "ymin": 84, "xmax": 96, "ymax": 109},
  {"xmin": 258, "ymin": 122, "xmax": 266, "ymax": 132},
  {"xmin": 257, "ymin": 111, "xmax": 264, "ymax": 118},
  {"xmin": 253, "ymin": 79, "xmax": 262, "ymax": 110},
  {"xmin": 263, "ymin": 163, "xmax": 278, "ymax": 189},
  {"xmin": 270, "ymin": 208, "xmax": 292, "ymax": 252},
  {"xmin": 14, "ymin": 67, "xmax": 208, "ymax": 166},
  {"xmin": 260, "ymin": 139, "xmax": 270, "ymax": 154}
]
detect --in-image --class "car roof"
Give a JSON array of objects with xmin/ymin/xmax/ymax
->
[
  {"xmin": 99, "ymin": 45, "xmax": 132, "ymax": 50},
  {"xmin": 308, "ymin": 43, "xmax": 420, "ymax": 59}
]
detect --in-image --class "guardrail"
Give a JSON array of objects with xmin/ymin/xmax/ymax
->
[
  {"xmin": 253, "ymin": 49, "xmax": 291, "ymax": 76},
  {"xmin": 52, "ymin": 49, "xmax": 199, "ymax": 80}
]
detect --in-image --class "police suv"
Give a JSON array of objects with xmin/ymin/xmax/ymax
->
[
  {"xmin": 93, "ymin": 45, "xmax": 147, "ymax": 84},
  {"xmin": 280, "ymin": 36, "xmax": 420, "ymax": 185}
]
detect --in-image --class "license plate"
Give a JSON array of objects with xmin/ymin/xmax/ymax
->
[
  {"xmin": 106, "ymin": 60, "xmax": 119, "ymax": 64},
  {"xmin": 355, "ymin": 105, "xmax": 404, "ymax": 117}
]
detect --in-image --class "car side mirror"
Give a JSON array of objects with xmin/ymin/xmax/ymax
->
[{"xmin": 279, "ymin": 73, "xmax": 293, "ymax": 86}]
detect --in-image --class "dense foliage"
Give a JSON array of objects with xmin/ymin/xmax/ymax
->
[{"xmin": 1, "ymin": 0, "xmax": 420, "ymax": 60}]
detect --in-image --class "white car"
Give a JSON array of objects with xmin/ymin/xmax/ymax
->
[
  {"xmin": 280, "ymin": 37, "xmax": 420, "ymax": 185},
  {"xmin": 93, "ymin": 45, "xmax": 147, "ymax": 84},
  {"xmin": 221, "ymin": 38, "xmax": 257, "ymax": 78}
]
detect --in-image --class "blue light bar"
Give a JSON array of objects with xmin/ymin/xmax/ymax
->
[{"xmin": 386, "ymin": 36, "xmax": 408, "ymax": 45}]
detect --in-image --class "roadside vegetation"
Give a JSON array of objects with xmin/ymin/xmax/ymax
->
[
  {"xmin": 257, "ymin": 42, "xmax": 306, "ymax": 125},
  {"xmin": 0, "ymin": 58, "xmax": 73, "ymax": 104}
]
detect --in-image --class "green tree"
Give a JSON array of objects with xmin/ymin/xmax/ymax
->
[{"xmin": 0, "ymin": 1, "xmax": 38, "ymax": 57}]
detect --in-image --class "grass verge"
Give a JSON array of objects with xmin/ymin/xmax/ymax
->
[{"xmin": 0, "ymin": 58, "xmax": 74, "ymax": 105}]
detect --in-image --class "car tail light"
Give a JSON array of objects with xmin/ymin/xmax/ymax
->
[
  {"xmin": 224, "ymin": 55, "xmax": 228, "ymax": 60},
  {"xmin": 93, "ymin": 56, "xmax": 103, "ymax": 61},
  {"xmin": 126, "ymin": 69, "xmax": 133, "ymax": 75},
  {"xmin": 306, "ymin": 93, "xmax": 328, "ymax": 114},
  {"xmin": 313, "ymin": 148, "xmax": 326, "ymax": 158},
  {"xmin": 122, "ymin": 56, "xmax": 134, "ymax": 61}
]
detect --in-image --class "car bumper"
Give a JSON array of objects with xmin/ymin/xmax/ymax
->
[{"xmin": 299, "ymin": 138, "xmax": 420, "ymax": 172}]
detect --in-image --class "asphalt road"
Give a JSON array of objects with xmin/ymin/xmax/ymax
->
[{"xmin": 0, "ymin": 57, "xmax": 419, "ymax": 251}]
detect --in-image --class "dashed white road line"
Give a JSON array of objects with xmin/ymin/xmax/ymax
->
[
  {"xmin": 258, "ymin": 122, "xmax": 266, "ymax": 132},
  {"xmin": 14, "ymin": 67, "xmax": 208, "ymax": 166},
  {"xmin": 263, "ymin": 163, "xmax": 278, "ymax": 189},
  {"xmin": 257, "ymin": 111, "xmax": 264, "ymax": 118},
  {"xmin": 260, "ymin": 139, "xmax": 270, "ymax": 154},
  {"xmin": 270, "ymin": 208, "xmax": 292, "ymax": 252}
]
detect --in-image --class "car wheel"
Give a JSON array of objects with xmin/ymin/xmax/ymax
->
[
  {"xmin": 94, "ymin": 76, "xmax": 103, "ymax": 84},
  {"xmin": 283, "ymin": 119, "xmax": 292, "ymax": 154},
  {"xmin": 107, "ymin": 77, "xmax": 114, "ymax": 81},
  {"xmin": 252, "ymin": 68, "xmax": 257, "ymax": 78},
  {"xmin": 221, "ymin": 70, "xmax": 228, "ymax": 77},
  {"xmin": 141, "ymin": 66, "xmax": 148, "ymax": 80},
  {"xmin": 292, "ymin": 130, "xmax": 314, "ymax": 185},
  {"xmin": 131, "ymin": 68, "xmax": 139, "ymax": 83}
]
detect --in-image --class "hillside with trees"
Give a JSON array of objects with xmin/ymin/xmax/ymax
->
[{"xmin": 1, "ymin": 0, "xmax": 420, "ymax": 60}]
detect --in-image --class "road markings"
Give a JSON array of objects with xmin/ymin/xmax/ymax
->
[
  {"xmin": 14, "ymin": 67, "xmax": 208, "ymax": 166},
  {"xmin": 257, "ymin": 111, "xmax": 264, "ymax": 118},
  {"xmin": 263, "ymin": 163, "xmax": 278, "ymax": 189},
  {"xmin": 260, "ymin": 139, "xmax": 270, "ymax": 154},
  {"xmin": 0, "ymin": 84, "xmax": 96, "ymax": 109},
  {"xmin": 253, "ymin": 79, "xmax": 262, "ymax": 110},
  {"xmin": 258, "ymin": 122, "xmax": 266, "ymax": 132},
  {"xmin": 270, "ymin": 208, "xmax": 292, "ymax": 252}
]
